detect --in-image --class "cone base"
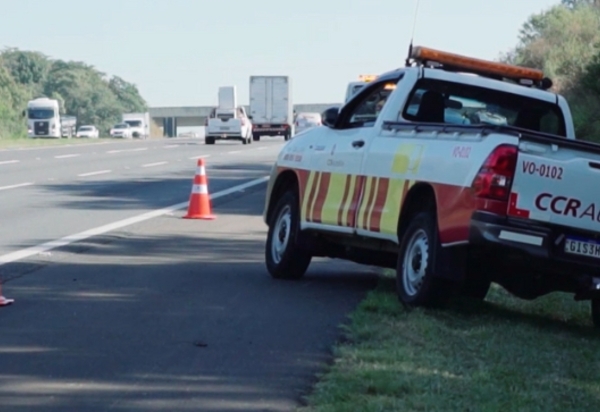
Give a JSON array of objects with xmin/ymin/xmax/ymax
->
[
  {"xmin": 183, "ymin": 214, "xmax": 216, "ymax": 220},
  {"xmin": 0, "ymin": 296, "xmax": 14, "ymax": 306}
]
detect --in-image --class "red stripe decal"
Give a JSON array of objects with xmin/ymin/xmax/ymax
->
[
  {"xmin": 346, "ymin": 175, "xmax": 365, "ymax": 227},
  {"xmin": 312, "ymin": 172, "xmax": 331, "ymax": 223},
  {"xmin": 363, "ymin": 177, "xmax": 378, "ymax": 230},
  {"xmin": 369, "ymin": 177, "xmax": 389, "ymax": 232},
  {"xmin": 306, "ymin": 171, "xmax": 321, "ymax": 222},
  {"xmin": 337, "ymin": 175, "xmax": 352, "ymax": 226}
]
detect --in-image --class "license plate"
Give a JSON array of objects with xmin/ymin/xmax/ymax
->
[
  {"xmin": 564, "ymin": 237, "xmax": 600, "ymax": 259},
  {"xmin": 219, "ymin": 127, "xmax": 229, "ymax": 131}
]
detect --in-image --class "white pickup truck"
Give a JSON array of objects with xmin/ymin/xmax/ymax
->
[
  {"xmin": 205, "ymin": 106, "xmax": 253, "ymax": 145},
  {"xmin": 262, "ymin": 45, "xmax": 600, "ymax": 327}
]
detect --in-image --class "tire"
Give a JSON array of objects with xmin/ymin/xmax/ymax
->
[
  {"xmin": 265, "ymin": 189, "xmax": 312, "ymax": 279},
  {"xmin": 242, "ymin": 138, "xmax": 248, "ymax": 145},
  {"xmin": 396, "ymin": 211, "xmax": 451, "ymax": 307},
  {"xmin": 205, "ymin": 137, "xmax": 215, "ymax": 145},
  {"xmin": 284, "ymin": 133, "xmax": 290, "ymax": 141},
  {"xmin": 253, "ymin": 134, "xmax": 260, "ymax": 142}
]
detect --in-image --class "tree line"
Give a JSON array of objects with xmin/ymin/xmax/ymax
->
[
  {"xmin": 0, "ymin": 48, "xmax": 147, "ymax": 138},
  {"xmin": 502, "ymin": 0, "xmax": 600, "ymax": 141}
]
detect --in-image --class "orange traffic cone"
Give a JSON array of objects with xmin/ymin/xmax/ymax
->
[
  {"xmin": 183, "ymin": 158, "xmax": 216, "ymax": 220},
  {"xmin": 0, "ymin": 283, "xmax": 14, "ymax": 306}
]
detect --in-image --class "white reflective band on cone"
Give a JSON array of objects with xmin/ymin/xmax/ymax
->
[
  {"xmin": 192, "ymin": 184, "xmax": 208, "ymax": 194},
  {"xmin": 196, "ymin": 166, "xmax": 206, "ymax": 175}
]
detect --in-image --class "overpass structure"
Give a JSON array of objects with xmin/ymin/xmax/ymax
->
[{"xmin": 148, "ymin": 103, "xmax": 340, "ymax": 137}]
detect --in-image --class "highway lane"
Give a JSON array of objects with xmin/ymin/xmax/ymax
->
[
  {"xmin": 0, "ymin": 179, "xmax": 378, "ymax": 411},
  {"xmin": 0, "ymin": 137, "xmax": 286, "ymax": 257}
]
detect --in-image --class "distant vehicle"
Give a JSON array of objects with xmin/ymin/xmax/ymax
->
[
  {"xmin": 60, "ymin": 116, "xmax": 78, "ymax": 138},
  {"xmin": 205, "ymin": 96, "xmax": 254, "ymax": 145},
  {"xmin": 110, "ymin": 123, "xmax": 132, "ymax": 138},
  {"xmin": 294, "ymin": 112, "xmax": 322, "ymax": 134},
  {"xmin": 122, "ymin": 112, "xmax": 150, "ymax": 139},
  {"xmin": 249, "ymin": 76, "xmax": 294, "ymax": 141},
  {"xmin": 76, "ymin": 125, "xmax": 99, "ymax": 138},
  {"xmin": 344, "ymin": 74, "xmax": 378, "ymax": 103},
  {"xmin": 25, "ymin": 98, "xmax": 61, "ymax": 138}
]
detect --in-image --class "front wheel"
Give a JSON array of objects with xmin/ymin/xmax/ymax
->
[
  {"xmin": 396, "ymin": 211, "xmax": 451, "ymax": 307},
  {"xmin": 265, "ymin": 189, "xmax": 312, "ymax": 279}
]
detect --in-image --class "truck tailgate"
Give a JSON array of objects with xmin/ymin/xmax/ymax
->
[
  {"xmin": 207, "ymin": 117, "xmax": 242, "ymax": 134},
  {"xmin": 509, "ymin": 137, "xmax": 600, "ymax": 243}
]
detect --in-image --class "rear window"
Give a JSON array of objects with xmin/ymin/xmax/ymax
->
[{"xmin": 401, "ymin": 79, "xmax": 566, "ymax": 137}]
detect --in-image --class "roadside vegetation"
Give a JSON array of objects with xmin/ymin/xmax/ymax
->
[
  {"xmin": 501, "ymin": 0, "xmax": 600, "ymax": 141},
  {"xmin": 0, "ymin": 48, "xmax": 147, "ymax": 141},
  {"xmin": 300, "ymin": 1, "xmax": 600, "ymax": 410}
]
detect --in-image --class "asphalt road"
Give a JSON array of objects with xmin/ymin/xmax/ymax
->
[
  {"xmin": 0, "ymin": 137, "xmax": 284, "ymax": 258},
  {"xmin": 0, "ymin": 136, "xmax": 378, "ymax": 411}
]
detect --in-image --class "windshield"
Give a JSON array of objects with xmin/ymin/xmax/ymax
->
[
  {"xmin": 114, "ymin": 124, "xmax": 128, "ymax": 129},
  {"xmin": 79, "ymin": 127, "xmax": 92, "ymax": 131},
  {"xmin": 402, "ymin": 79, "xmax": 566, "ymax": 137},
  {"xmin": 28, "ymin": 108, "xmax": 56, "ymax": 119},
  {"xmin": 124, "ymin": 120, "xmax": 142, "ymax": 127}
]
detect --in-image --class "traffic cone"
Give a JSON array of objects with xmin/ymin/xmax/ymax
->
[
  {"xmin": 183, "ymin": 158, "xmax": 216, "ymax": 220},
  {"xmin": 0, "ymin": 283, "xmax": 14, "ymax": 306}
]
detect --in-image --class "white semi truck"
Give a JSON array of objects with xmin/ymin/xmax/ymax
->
[
  {"xmin": 26, "ymin": 97, "xmax": 62, "ymax": 138},
  {"xmin": 249, "ymin": 76, "xmax": 293, "ymax": 141},
  {"xmin": 122, "ymin": 112, "xmax": 150, "ymax": 139}
]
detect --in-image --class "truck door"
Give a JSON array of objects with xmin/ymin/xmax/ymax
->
[{"xmin": 305, "ymin": 78, "xmax": 402, "ymax": 233}]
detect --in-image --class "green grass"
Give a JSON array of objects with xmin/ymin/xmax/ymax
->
[{"xmin": 299, "ymin": 271, "xmax": 600, "ymax": 412}]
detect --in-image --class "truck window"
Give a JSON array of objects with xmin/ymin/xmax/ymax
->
[
  {"xmin": 345, "ymin": 81, "xmax": 397, "ymax": 128},
  {"xmin": 401, "ymin": 78, "xmax": 567, "ymax": 137}
]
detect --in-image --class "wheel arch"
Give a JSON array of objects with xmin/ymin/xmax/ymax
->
[
  {"xmin": 396, "ymin": 182, "xmax": 438, "ymax": 242},
  {"xmin": 266, "ymin": 169, "xmax": 300, "ymax": 224}
]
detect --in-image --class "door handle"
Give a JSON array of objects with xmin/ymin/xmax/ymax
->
[{"xmin": 352, "ymin": 140, "xmax": 365, "ymax": 148}]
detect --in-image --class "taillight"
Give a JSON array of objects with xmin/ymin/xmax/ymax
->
[{"xmin": 471, "ymin": 144, "xmax": 517, "ymax": 201}]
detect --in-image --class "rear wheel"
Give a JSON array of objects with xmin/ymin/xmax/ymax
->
[
  {"xmin": 396, "ymin": 211, "xmax": 452, "ymax": 307},
  {"xmin": 253, "ymin": 134, "xmax": 260, "ymax": 142},
  {"xmin": 265, "ymin": 189, "xmax": 312, "ymax": 279},
  {"xmin": 205, "ymin": 137, "xmax": 215, "ymax": 145}
]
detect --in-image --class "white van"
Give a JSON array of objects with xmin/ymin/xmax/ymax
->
[{"xmin": 294, "ymin": 112, "xmax": 322, "ymax": 134}]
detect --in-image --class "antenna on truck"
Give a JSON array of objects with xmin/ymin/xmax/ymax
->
[{"xmin": 405, "ymin": 0, "xmax": 421, "ymax": 67}]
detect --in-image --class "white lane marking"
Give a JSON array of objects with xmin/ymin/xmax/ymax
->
[
  {"xmin": 189, "ymin": 154, "xmax": 211, "ymax": 160},
  {"xmin": 0, "ymin": 176, "xmax": 270, "ymax": 265},
  {"xmin": 228, "ymin": 151, "xmax": 241, "ymax": 154},
  {"xmin": 0, "ymin": 160, "xmax": 19, "ymax": 165},
  {"xmin": 107, "ymin": 148, "xmax": 148, "ymax": 154},
  {"xmin": 54, "ymin": 154, "xmax": 80, "ymax": 159},
  {"xmin": 142, "ymin": 161, "xmax": 167, "ymax": 168},
  {"xmin": 0, "ymin": 182, "xmax": 34, "ymax": 191},
  {"xmin": 78, "ymin": 170, "xmax": 111, "ymax": 177}
]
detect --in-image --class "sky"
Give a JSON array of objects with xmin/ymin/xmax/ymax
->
[{"xmin": 1, "ymin": 0, "xmax": 560, "ymax": 108}]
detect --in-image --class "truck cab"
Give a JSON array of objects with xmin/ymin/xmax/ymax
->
[{"xmin": 26, "ymin": 98, "xmax": 61, "ymax": 138}]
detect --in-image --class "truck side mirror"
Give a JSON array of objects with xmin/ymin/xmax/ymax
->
[
  {"xmin": 322, "ymin": 107, "xmax": 339, "ymax": 128},
  {"xmin": 248, "ymin": 115, "xmax": 253, "ymax": 120}
]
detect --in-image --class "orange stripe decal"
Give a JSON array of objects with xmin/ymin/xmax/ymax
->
[
  {"xmin": 337, "ymin": 175, "xmax": 352, "ymax": 226},
  {"xmin": 306, "ymin": 171, "xmax": 321, "ymax": 222},
  {"xmin": 312, "ymin": 172, "xmax": 331, "ymax": 223},
  {"xmin": 369, "ymin": 177, "xmax": 389, "ymax": 232},
  {"xmin": 346, "ymin": 175, "xmax": 365, "ymax": 227},
  {"xmin": 297, "ymin": 169, "xmax": 310, "ymax": 206},
  {"xmin": 362, "ymin": 177, "xmax": 378, "ymax": 230}
]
